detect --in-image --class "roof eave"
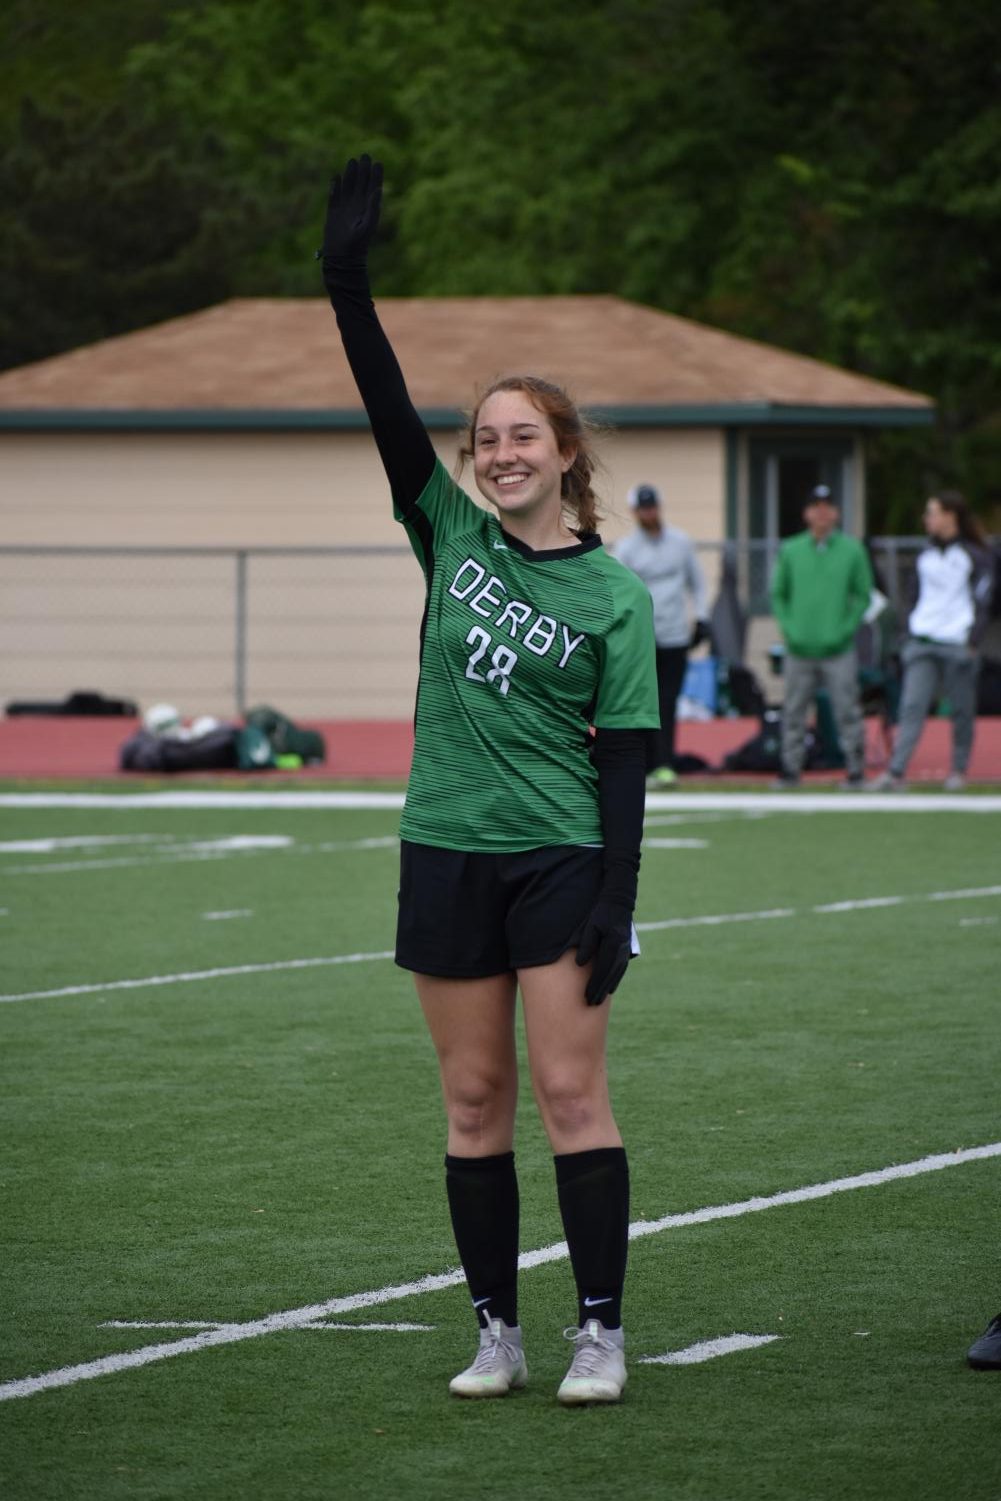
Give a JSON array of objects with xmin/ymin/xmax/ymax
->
[{"xmin": 0, "ymin": 401, "xmax": 935, "ymax": 432}]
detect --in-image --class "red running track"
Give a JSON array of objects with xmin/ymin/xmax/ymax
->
[{"xmin": 1, "ymin": 715, "xmax": 1000, "ymax": 782}]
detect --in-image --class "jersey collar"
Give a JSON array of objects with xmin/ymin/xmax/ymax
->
[{"xmin": 497, "ymin": 527, "xmax": 604, "ymax": 562}]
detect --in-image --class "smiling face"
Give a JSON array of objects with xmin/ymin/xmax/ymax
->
[{"xmin": 472, "ymin": 388, "xmax": 576, "ymax": 527}]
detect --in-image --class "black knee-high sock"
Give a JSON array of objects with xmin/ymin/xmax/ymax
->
[
  {"xmin": 554, "ymin": 1147, "xmax": 629, "ymax": 1329},
  {"xmin": 445, "ymin": 1152, "xmax": 520, "ymax": 1329}
]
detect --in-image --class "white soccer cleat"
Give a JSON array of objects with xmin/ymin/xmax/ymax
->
[
  {"xmin": 557, "ymin": 1319, "xmax": 627, "ymax": 1405},
  {"xmin": 448, "ymin": 1318, "xmax": 527, "ymax": 1398}
]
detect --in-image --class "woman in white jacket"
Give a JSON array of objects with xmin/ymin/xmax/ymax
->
[{"xmin": 870, "ymin": 491, "xmax": 994, "ymax": 791}]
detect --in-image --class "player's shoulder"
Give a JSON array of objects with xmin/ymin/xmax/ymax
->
[{"xmin": 414, "ymin": 458, "xmax": 487, "ymax": 532}]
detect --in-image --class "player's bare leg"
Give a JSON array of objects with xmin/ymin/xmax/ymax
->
[
  {"xmin": 520, "ymin": 950, "xmax": 628, "ymax": 1403},
  {"xmin": 519, "ymin": 949, "xmax": 620, "ymax": 1154},
  {"xmin": 417, "ymin": 972, "xmax": 526, "ymax": 1396},
  {"xmin": 416, "ymin": 972, "xmax": 519, "ymax": 1155}
]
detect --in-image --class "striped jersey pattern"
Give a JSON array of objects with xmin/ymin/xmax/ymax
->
[{"xmin": 395, "ymin": 460, "xmax": 659, "ymax": 853}]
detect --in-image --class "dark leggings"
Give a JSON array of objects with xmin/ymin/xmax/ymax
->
[{"xmin": 648, "ymin": 646, "xmax": 688, "ymax": 771}]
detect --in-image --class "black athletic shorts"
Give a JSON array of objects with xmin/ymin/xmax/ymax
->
[{"xmin": 395, "ymin": 840, "xmax": 605, "ymax": 978}]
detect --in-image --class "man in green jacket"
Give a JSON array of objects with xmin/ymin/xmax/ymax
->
[{"xmin": 770, "ymin": 485, "xmax": 873, "ymax": 788}]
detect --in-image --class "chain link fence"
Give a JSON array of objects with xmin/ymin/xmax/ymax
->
[{"xmin": 0, "ymin": 537, "xmax": 976, "ymax": 721}]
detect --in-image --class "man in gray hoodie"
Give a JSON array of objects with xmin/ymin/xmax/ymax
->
[{"xmin": 613, "ymin": 484, "xmax": 709, "ymax": 786}]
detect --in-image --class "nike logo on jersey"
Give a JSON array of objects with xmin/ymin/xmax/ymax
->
[
  {"xmin": 583, "ymin": 1296, "xmax": 613, "ymax": 1308},
  {"xmin": 492, "ymin": 541, "xmax": 508, "ymax": 551}
]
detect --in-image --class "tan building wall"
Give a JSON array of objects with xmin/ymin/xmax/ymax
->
[{"xmin": 1, "ymin": 426, "xmax": 727, "ymax": 719}]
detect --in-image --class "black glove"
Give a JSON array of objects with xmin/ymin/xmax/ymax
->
[
  {"xmin": 690, "ymin": 619, "xmax": 710, "ymax": 649},
  {"xmin": 577, "ymin": 738, "xmax": 643, "ymax": 1005},
  {"xmin": 320, "ymin": 154, "xmax": 383, "ymax": 291},
  {"xmin": 575, "ymin": 846, "xmax": 638, "ymax": 1006},
  {"xmin": 576, "ymin": 898, "xmax": 633, "ymax": 1005}
]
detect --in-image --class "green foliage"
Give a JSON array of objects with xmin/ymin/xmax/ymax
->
[
  {"xmin": 3, "ymin": 0, "xmax": 1001, "ymax": 524},
  {"xmin": 0, "ymin": 94, "xmax": 235, "ymax": 368}
]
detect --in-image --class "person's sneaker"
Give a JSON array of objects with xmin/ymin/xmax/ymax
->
[
  {"xmin": 449, "ymin": 1318, "xmax": 527, "ymax": 1398},
  {"xmin": 866, "ymin": 771, "xmax": 905, "ymax": 792},
  {"xmin": 646, "ymin": 766, "xmax": 678, "ymax": 789},
  {"xmin": 840, "ymin": 772, "xmax": 865, "ymax": 791},
  {"xmin": 968, "ymin": 1312, "xmax": 1001, "ymax": 1370},
  {"xmin": 943, "ymin": 773, "xmax": 966, "ymax": 792},
  {"xmin": 557, "ymin": 1320, "xmax": 627, "ymax": 1405},
  {"xmin": 770, "ymin": 773, "xmax": 800, "ymax": 790}
]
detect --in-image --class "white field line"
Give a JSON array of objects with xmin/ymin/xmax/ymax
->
[
  {"xmin": 1, "ymin": 834, "xmax": 399, "ymax": 877},
  {"xmin": 100, "ymin": 1319, "xmax": 434, "ymax": 1334},
  {"xmin": 101, "ymin": 1320, "xmax": 221, "ymax": 1331},
  {"xmin": 0, "ymin": 792, "xmax": 409, "ymax": 810},
  {"xmin": 643, "ymin": 813, "xmax": 773, "ymax": 828},
  {"xmin": 202, "ymin": 910, "xmax": 253, "ymax": 922},
  {"xmin": 929, "ymin": 885, "xmax": 1001, "ymax": 902},
  {"xmin": 4, "ymin": 851, "xmax": 263, "ymax": 876},
  {"xmin": 2, "ymin": 1141, "xmax": 998, "ymax": 1403},
  {"xmin": 637, "ymin": 908, "xmax": 795, "ymax": 933},
  {"xmin": 3, "ymin": 883, "xmax": 1000, "ymax": 1006},
  {"xmin": 639, "ymin": 1333, "xmax": 781, "ymax": 1365},
  {"xmin": 0, "ymin": 951, "xmax": 396, "ymax": 1004},
  {"xmin": 0, "ymin": 835, "xmax": 168, "ymax": 852},
  {"xmin": 2, "ymin": 791, "xmax": 1001, "ymax": 812},
  {"xmin": 304, "ymin": 1322, "xmax": 435, "ymax": 1333},
  {"xmin": 642, "ymin": 838, "xmax": 709, "ymax": 849},
  {"xmin": 643, "ymin": 793, "xmax": 1001, "ymax": 813}
]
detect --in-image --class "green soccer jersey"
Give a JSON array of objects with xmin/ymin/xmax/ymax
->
[{"xmin": 396, "ymin": 459, "xmax": 659, "ymax": 852}]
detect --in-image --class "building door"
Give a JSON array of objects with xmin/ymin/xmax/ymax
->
[{"xmin": 745, "ymin": 435, "xmax": 856, "ymax": 611}]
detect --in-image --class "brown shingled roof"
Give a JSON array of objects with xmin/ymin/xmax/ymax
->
[{"xmin": 0, "ymin": 295, "xmax": 932, "ymax": 413}]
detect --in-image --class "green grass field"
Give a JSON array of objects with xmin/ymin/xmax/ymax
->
[{"xmin": 1, "ymin": 791, "xmax": 999, "ymax": 1500}]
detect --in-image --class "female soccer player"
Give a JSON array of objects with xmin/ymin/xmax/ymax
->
[{"xmin": 320, "ymin": 156, "xmax": 658, "ymax": 1405}]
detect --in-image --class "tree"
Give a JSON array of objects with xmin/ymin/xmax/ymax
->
[
  {"xmin": 3, "ymin": 0, "xmax": 999, "ymax": 524},
  {"xmin": 0, "ymin": 94, "xmax": 236, "ymax": 368}
]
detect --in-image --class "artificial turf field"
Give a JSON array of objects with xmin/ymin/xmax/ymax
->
[{"xmin": 1, "ymin": 789, "xmax": 999, "ymax": 1500}]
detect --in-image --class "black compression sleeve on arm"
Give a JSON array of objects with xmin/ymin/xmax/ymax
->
[
  {"xmin": 590, "ymin": 728, "xmax": 647, "ymax": 908},
  {"xmin": 326, "ymin": 262, "xmax": 437, "ymax": 515}
]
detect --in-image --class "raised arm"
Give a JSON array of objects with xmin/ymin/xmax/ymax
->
[{"xmin": 320, "ymin": 156, "xmax": 436, "ymax": 514}]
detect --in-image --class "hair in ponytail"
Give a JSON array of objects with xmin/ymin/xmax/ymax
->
[{"xmin": 457, "ymin": 375, "xmax": 605, "ymax": 536}]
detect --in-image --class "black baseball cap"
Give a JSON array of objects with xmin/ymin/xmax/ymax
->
[
  {"xmin": 629, "ymin": 484, "xmax": 661, "ymax": 510},
  {"xmin": 807, "ymin": 483, "xmax": 836, "ymax": 504}
]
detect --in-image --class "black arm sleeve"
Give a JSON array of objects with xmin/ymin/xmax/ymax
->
[
  {"xmin": 590, "ymin": 727, "xmax": 647, "ymax": 910},
  {"xmin": 326, "ymin": 262, "xmax": 437, "ymax": 516},
  {"xmin": 967, "ymin": 542, "xmax": 995, "ymax": 649}
]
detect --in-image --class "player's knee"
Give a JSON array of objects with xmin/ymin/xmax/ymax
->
[
  {"xmin": 535, "ymin": 1071, "xmax": 602, "ymax": 1138},
  {"xmin": 444, "ymin": 1071, "xmax": 512, "ymax": 1139}
]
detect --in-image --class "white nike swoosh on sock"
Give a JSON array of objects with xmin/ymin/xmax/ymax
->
[
  {"xmin": 583, "ymin": 1297, "xmax": 613, "ymax": 1307},
  {"xmin": 472, "ymin": 1298, "xmax": 491, "ymax": 1308}
]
